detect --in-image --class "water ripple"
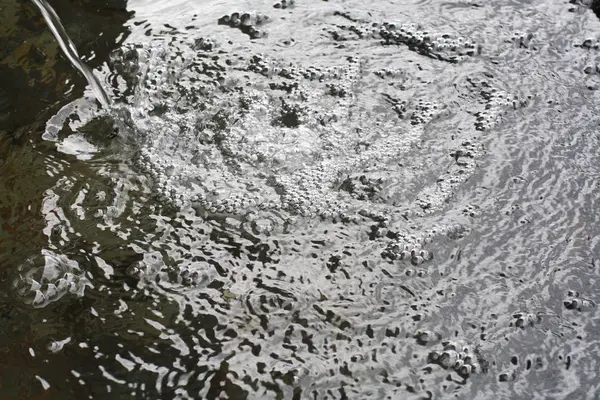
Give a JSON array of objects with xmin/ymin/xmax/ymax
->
[{"xmin": 3, "ymin": 0, "xmax": 600, "ymax": 398}]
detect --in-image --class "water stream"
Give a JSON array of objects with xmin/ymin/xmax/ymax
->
[{"xmin": 31, "ymin": 0, "xmax": 111, "ymax": 109}]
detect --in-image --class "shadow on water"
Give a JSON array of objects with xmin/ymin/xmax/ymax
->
[
  {"xmin": 0, "ymin": 0, "xmax": 130, "ymax": 136},
  {"xmin": 0, "ymin": 1, "xmax": 131, "ymax": 399}
]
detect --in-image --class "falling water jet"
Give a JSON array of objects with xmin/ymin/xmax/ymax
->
[{"xmin": 31, "ymin": 0, "xmax": 111, "ymax": 109}]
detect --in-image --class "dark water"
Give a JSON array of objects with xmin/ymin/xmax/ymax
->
[{"xmin": 2, "ymin": 0, "xmax": 600, "ymax": 399}]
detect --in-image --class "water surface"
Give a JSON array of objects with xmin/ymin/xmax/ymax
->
[{"xmin": 1, "ymin": 0, "xmax": 600, "ymax": 399}]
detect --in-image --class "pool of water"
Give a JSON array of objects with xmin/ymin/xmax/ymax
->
[{"xmin": 1, "ymin": 0, "xmax": 600, "ymax": 399}]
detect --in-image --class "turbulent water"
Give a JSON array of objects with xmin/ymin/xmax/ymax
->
[{"xmin": 2, "ymin": 0, "xmax": 600, "ymax": 399}]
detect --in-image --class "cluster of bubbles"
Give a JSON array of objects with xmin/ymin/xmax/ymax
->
[
  {"xmin": 100, "ymin": 11, "xmax": 530, "ymax": 241},
  {"xmin": 410, "ymin": 99, "xmax": 442, "ymax": 125},
  {"xmin": 580, "ymin": 37, "xmax": 600, "ymax": 50},
  {"xmin": 102, "ymin": 5, "xmax": 523, "ymax": 229},
  {"xmin": 470, "ymin": 78, "xmax": 522, "ymax": 131},
  {"xmin": 382, "ymin": 224, "xmax": 467, "ymax": 264},
  {"xmin": 428, "ymin": 341, "xmax": 485, "ymax": 378},
  {"xmin": 580, "ymin": 38, "xmax": 600, "ymax": 76},
  {"xmin": 340, "ymin": 174, "xmax": 386, "ymax": 202},
  {"xmin": 13, "ymin": 250, "xmax": 92, "ymax": 308},
  {"xmin": 191, "ymin": 191, "xmax": 262, "ymax": 216},
  {"xmin": 409, "ymin": 76, "xmax": 524, "ymax": 215},
  {"xmin": 511, "ymin": 312, "xmax": 541, "ymax": 328},
  {"xmin": 328, "ymin": 12, "xmax": 380, "ymax": 42},
  {"xmin": 217, "ymin": 12, "xmax": 269, "ymax": 39},
  {"xmin": 373, "ymin": 67, "xmax": 407, "ymax": 81},
  {"xmin": 273, "ymin": 0, "xmax": 294, "ymax": 10},
  {"xmin": 379, "ymin": 23, "xmax": 478, "ymax": 62},
  {"xmin": 271, "ymin": 99, "xmax": 443, "ymax": 218},
  {"xmin": 328, "ymin": 11, "xmax": 479, "ymax": 63},
  {"xmin": 564, "ymin": 290, "xmax": 596, "ymax": 311},
  {"xmin": 113, "ymin": 38, "xmax": 365, "ymax": 219},
  {"xmin": 247, "ymin": 55, "xmax": 352, "ymax": 82},
  {"xmin": 462, "ymin": 203, "xmax": 481, "ymax": 218}
]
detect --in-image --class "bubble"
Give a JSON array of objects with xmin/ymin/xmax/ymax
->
[
  {"xmin": 126, "ymin": 263, "xmax": 144, "ymax": 280},
  {"xmin": 439, "ymin": 351, "xmax": 457, "ymax": 368},
  {"xmin": 430, "ymin": 339, "xmax": 483, "ymax": 377},
  {"xmin": 218, "ymin": 12, "xmax": 269, "ymax": 39},
  {"xmin": 420, "ymin": 249, "xmax": 433, "ymax": 261},
  {"xmin": 459, "ymin": 365, "xmax": 472, "ymax": 377},
  {"xmin": 32, "ymin": 291, "xmax": 47, "ymax": 308},
  {"xmin": 68, "ymin": 281, "xmax": 82, "ymax": 295},
  {"xmin": 414, "ymin": 330, "xmax": 440, "ymax": 345},
  {"xmin": 45, "ymin": 284, "xmax": 59, "ymax": 302},
  {"xmin": 411, "ymin": 255, "xmax": 424, "ymax": 265}
]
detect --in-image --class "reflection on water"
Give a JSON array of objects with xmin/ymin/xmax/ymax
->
[{"xmin": 1, "ymin": 0, "xmax": 600, "ymax": 399}]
